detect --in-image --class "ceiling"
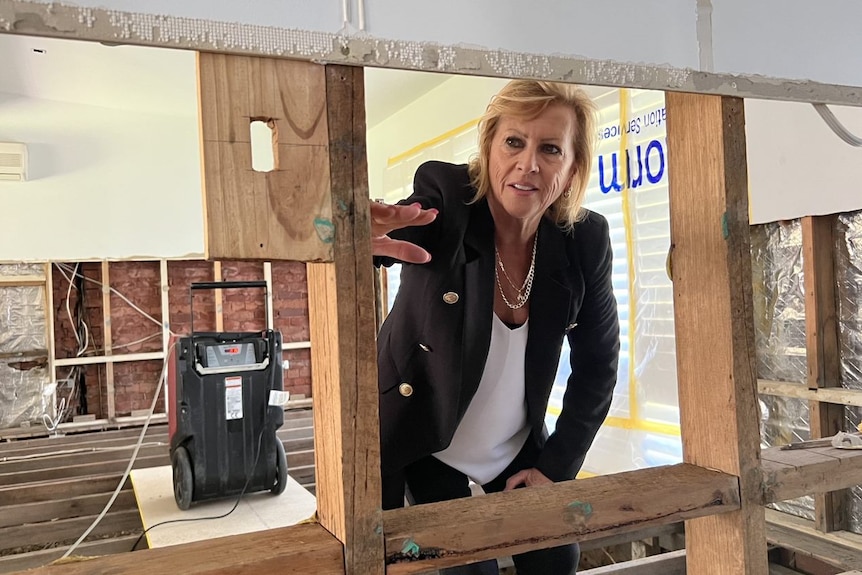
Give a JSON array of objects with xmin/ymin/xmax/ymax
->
[
  {"xmin": 0, "ymin": 33, "xmax": 610, "ymax": 126},
  {"xmin": 0, "ymin": 34, "xmax": 453, "ymax": 125}
]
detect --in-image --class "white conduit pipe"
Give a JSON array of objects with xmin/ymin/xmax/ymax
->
[{"xmin": 813, "ymin": 103, "xmax": 862, "ymax": 147}]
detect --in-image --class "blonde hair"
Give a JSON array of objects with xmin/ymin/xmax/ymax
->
[{"xmin": 467, "ymin": 80, "xmax": 597, "ymax": 229}]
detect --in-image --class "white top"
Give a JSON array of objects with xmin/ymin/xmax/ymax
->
[{"xmin": 433, "ymin": 314, "xmax": 531, "ymax": 485}]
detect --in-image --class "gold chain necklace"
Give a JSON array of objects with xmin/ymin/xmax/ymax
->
[{"xmin": 494, "ymin": 231, "xmax": 538, "ymax": 310}]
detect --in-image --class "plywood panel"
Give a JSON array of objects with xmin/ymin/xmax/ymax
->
[{"xmin": 197, "ymin": 53, "xmax": 333, "ymax": 261}]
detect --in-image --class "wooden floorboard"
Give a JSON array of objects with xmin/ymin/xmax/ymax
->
[
  {"xmin": 0, "ymin": 535, "xmax": 140, "ymax": 574},
  {"xmin": 0, "ymin": 411, "xmax": 317, "ymax": 572},
  {"xmin": 765, "ymin": 509, "xmax": 862, "ymax": 571},
  {"xmin": 14, "ymin": 523, "xmax": 343, "ymax": 575},
  {"xmin": 761, "ymin": 445, "xmax": 862, "ymax": 504},
  {"xmin": 0, "ymin": 490, "xmax": 137, "ymax": 528},
  {"xmin": 0, "ymin": 509, "xmax": 142, "ymax": 552}
]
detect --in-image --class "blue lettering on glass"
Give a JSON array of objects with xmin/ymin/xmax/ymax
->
[
  {"xmin": 598, "ymin": 153, "xmax": 623, "ymax": 194},
  {"xmin": 597, "ymin": 138, "xmax": 665, "ymax": 193},
  {"xmin": 645, "ymin": 140, "xmax": 664, "ymax": 184},
  {"xmin": 626, "ymin": 146, "xmax": 644, "ymax": 189}
]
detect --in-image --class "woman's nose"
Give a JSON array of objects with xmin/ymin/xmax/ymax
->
[{"xmin": 517, "ymin": 148, "xmax": 539, "ymax": 173}]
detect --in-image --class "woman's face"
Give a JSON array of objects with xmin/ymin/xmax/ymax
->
[{"xmin": 487, "ymin": 103, "xmax": 578, "ymax": 226}]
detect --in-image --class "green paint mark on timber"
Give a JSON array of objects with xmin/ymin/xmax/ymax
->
[
  {"xmin": 314, "ymin": 218, "xmax": 335, "ymax": 243},
  {"xmin": 721, "ymin": 212, "xmax": 729, "ymax": 239},
  {"xmin": 568, "ymin": 501, "xmax": 593, "ymax": 517},
  {"xmin": 401, "ymin": 539, "xmax": 420, "ymax": 557}
]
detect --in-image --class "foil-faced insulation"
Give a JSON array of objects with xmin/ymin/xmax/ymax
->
[
  {"xmin": 0, "ymin": 263, "xmax": 51, "ymax": 429},
  {"xmin": 750, "ymin": 221, "xmax": 814, "ymax": 521},
  {"xmin": 836, "ymin": 212, "xmax": 862, "ymax": 534}
]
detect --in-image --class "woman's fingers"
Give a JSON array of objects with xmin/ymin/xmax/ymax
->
[
  {"xmin": 370, "ymin": 201, "xmax": 437, "ymax": 263},
  {"xmin": 371, "ymin": 202, "xmax": 437, "ymax": 237},
  {"xmin": 503, "ymin": 468, "xmax": 552, "ymax": 491},
  {"xmin": 372, "ymin": 235, "xmax": 432, "ymax": 264}
]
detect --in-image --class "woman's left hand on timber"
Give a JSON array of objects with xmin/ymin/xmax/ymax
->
[
  {"xmin": 503, "ymin": 467, "xmax": 553, "ymax": 490},
  {"xmin": 371, "ymin": 201, "xmax": 437, "ymax": 263}
]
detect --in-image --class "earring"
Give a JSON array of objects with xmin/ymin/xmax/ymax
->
[{"xmin": 563, "ymin": 189, "xmax": 571, "ymax": 199}]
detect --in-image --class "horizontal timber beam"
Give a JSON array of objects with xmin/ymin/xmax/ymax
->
[
  {"xmin": 12, "ymin": 523, "xmax": 344, "ymax": 575},
  {"xmin": 54, "ymin": 351, "xmax": 164, "ymax": 367},
  {"xmin": 383, "ymin": 463, "xmax": 739, "ymax": 574},
  {"xmin": 758, "ymin": 379, "xmax": 862, "ymax": 408},
  {"xmin": 580, "ymin": 549, "xmax": 686, "ymax": 575},
  {"xmin": 761, "ymin": 445, "xmax": 862, "ymax": 504},
  {"xmin": 1, "ymin": 0, "xmax": 862, "ymax": 107}
]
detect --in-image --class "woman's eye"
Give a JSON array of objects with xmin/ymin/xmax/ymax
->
[
  {"xmin": 541, "ymin": 144, "xmax": 562, "ymax": 155},
  {"xmin": 505, "ymin": 137, "xmax": 523, "ymax": 148}
]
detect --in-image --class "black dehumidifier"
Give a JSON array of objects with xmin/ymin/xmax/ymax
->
[{"xmin": 167, "ymin": 280, "xmax": 288, "ymax": 510}]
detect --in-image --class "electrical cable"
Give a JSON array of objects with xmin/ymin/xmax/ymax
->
[
  {"xmin": 59, "ymin": 344, "xmax": 172, "ymax": 560},
  {"xmin": 0, "ymin": 442, "xmax": 167, "ymax": 463},
  {"xmin": 813, "ymin": 103, "xmax": 862, "ymax": 147},
  {"xmin": 129, "ymin": 426, "xmax": 267, "ymax": 552},
  {"xmin": 56, "ymin": 263, "xmax": 165, "ymax": 329}
]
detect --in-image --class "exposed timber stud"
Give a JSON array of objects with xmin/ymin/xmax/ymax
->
[
  {"xmin": 802, "ymin": 214, "xmax": 847, "ymax": 532},
  {"xmin": 666, "ymin": 92, "xmax": 768, "ymax": 575},
  {"xmin": 307, "ymin": 64, "xmax": 384, "ymax": 574}
]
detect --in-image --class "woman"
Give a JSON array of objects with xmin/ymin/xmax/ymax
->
[{"xmin": 372, "ymin": 80, "xmax": 620, "ymax": 575}]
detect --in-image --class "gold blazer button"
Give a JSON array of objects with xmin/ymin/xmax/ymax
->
[
  {"xmin": 399, "ymin": 383, "xmax": 414, "ymax": 397},
  {"xmin": 442, "ymin": 292, "xmax": 459, "ymax": 304}
]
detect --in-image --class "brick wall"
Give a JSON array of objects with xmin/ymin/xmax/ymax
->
[{"xmin": 51, "ymin": 260, "xmax": 312, "ymax": 419}]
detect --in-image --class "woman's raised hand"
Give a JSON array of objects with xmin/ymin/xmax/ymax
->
[{"xmin": 371, "ymin": 201, "xmax": 437, "ymax": 264}]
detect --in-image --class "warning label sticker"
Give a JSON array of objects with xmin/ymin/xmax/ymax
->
[{"xmin": 225, "ymin": 376, "xmax": 243, "ymax": 420}]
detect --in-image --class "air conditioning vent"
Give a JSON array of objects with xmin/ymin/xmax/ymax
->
[{"xmin": 0, "ymin": 143, "xmax": 27, "ymax": 182}]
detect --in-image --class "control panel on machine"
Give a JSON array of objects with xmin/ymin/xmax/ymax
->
[
  {"xmin": 193, "ymin": 337, "xmax": 270, "ymax": 376},
  {"xmin": 203, "ymin": 342, "xmax": 258, "ymax": 368}
]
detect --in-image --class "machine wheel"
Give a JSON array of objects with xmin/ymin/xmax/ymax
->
[
  {"xmin": 172, "ymin": 445, "xmax": 194, "ymax": 510},
  {"xmin": 271, "ymin": 439, "xmax": 288, "ymax": 495}
]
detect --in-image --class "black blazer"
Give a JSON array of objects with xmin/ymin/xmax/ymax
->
[{"xmin": 377, "ymin": 161, "xmax": 619, "ymax": 482}]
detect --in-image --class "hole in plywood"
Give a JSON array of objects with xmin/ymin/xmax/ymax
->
[{"xmin": 250, "ymin": 119, "xmax": 277, "ymax": 172}]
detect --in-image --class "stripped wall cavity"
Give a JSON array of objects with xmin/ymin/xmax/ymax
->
[{"xmin": 1, "ymin": 0, "xmax": 861, "ymax": 106}]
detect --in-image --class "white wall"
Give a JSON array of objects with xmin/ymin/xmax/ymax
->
[
  {"xmin": 746, "ymin": 100, "xmax": 862, "ymax": 224},
  {"xmin": 0, "ymin": 93, "xmax": 204, "ymax": 261},
  {"xmin": 11, "ymin": 0, "xmax": 862, "ymax": 89},
  {"xmin": 366, "ymin": 75, "xmax": 508, "ymax": 201}
]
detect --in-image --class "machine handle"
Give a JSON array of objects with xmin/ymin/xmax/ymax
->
[
  {"xmin": 189, "ymin": 281, "xmax": 269, "ymax": 336},
  {"xmin": 194, "ymin": 357, "xmax": 270, "ymax": 376}
]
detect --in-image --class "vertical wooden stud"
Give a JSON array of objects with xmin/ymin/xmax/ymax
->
[
  {"xmin": 308, "ymin": 65, "xmax": 384, "ymax": 575},
  {"xmin": 101, "ymin": 260, "xmax": 116, "ymax": 421},
  {"xmin": 264, "ymin": 261, "xmax": 274, "ymax": 330},
  {"xmin": 666, "ymin": 93, "xmax": 768, "ymax": 575},
  {"xmin": 213, "ymin": 261, "xmax": 224, "ymax": 332},
  {"xmin": 44, "ymin": 262, "xmax": 56, "ymax": 403},
  {"xmin": 802, "ymin": 214, "xmax": 847, "ymax": 532},
  {"xmin": 160, "ymin": 259, "xmax": 170, "ymax": 418}
]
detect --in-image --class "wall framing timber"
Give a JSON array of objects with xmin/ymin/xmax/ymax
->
[
  {"xmin": 801, "ymin": 215, "xmax": 848, "ymax": 533},
  {"xmin": 666, "ymin": 92, "xmax": 768, "ymax": 575},
  {"xmin": 5, "ymin": 34, "xmax": 862, "ymax": 575}
]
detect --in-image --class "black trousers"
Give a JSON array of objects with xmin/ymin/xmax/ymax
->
[{"xmin": 382, "ymin": 439, "xmax": 580, "ymax": 575}]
